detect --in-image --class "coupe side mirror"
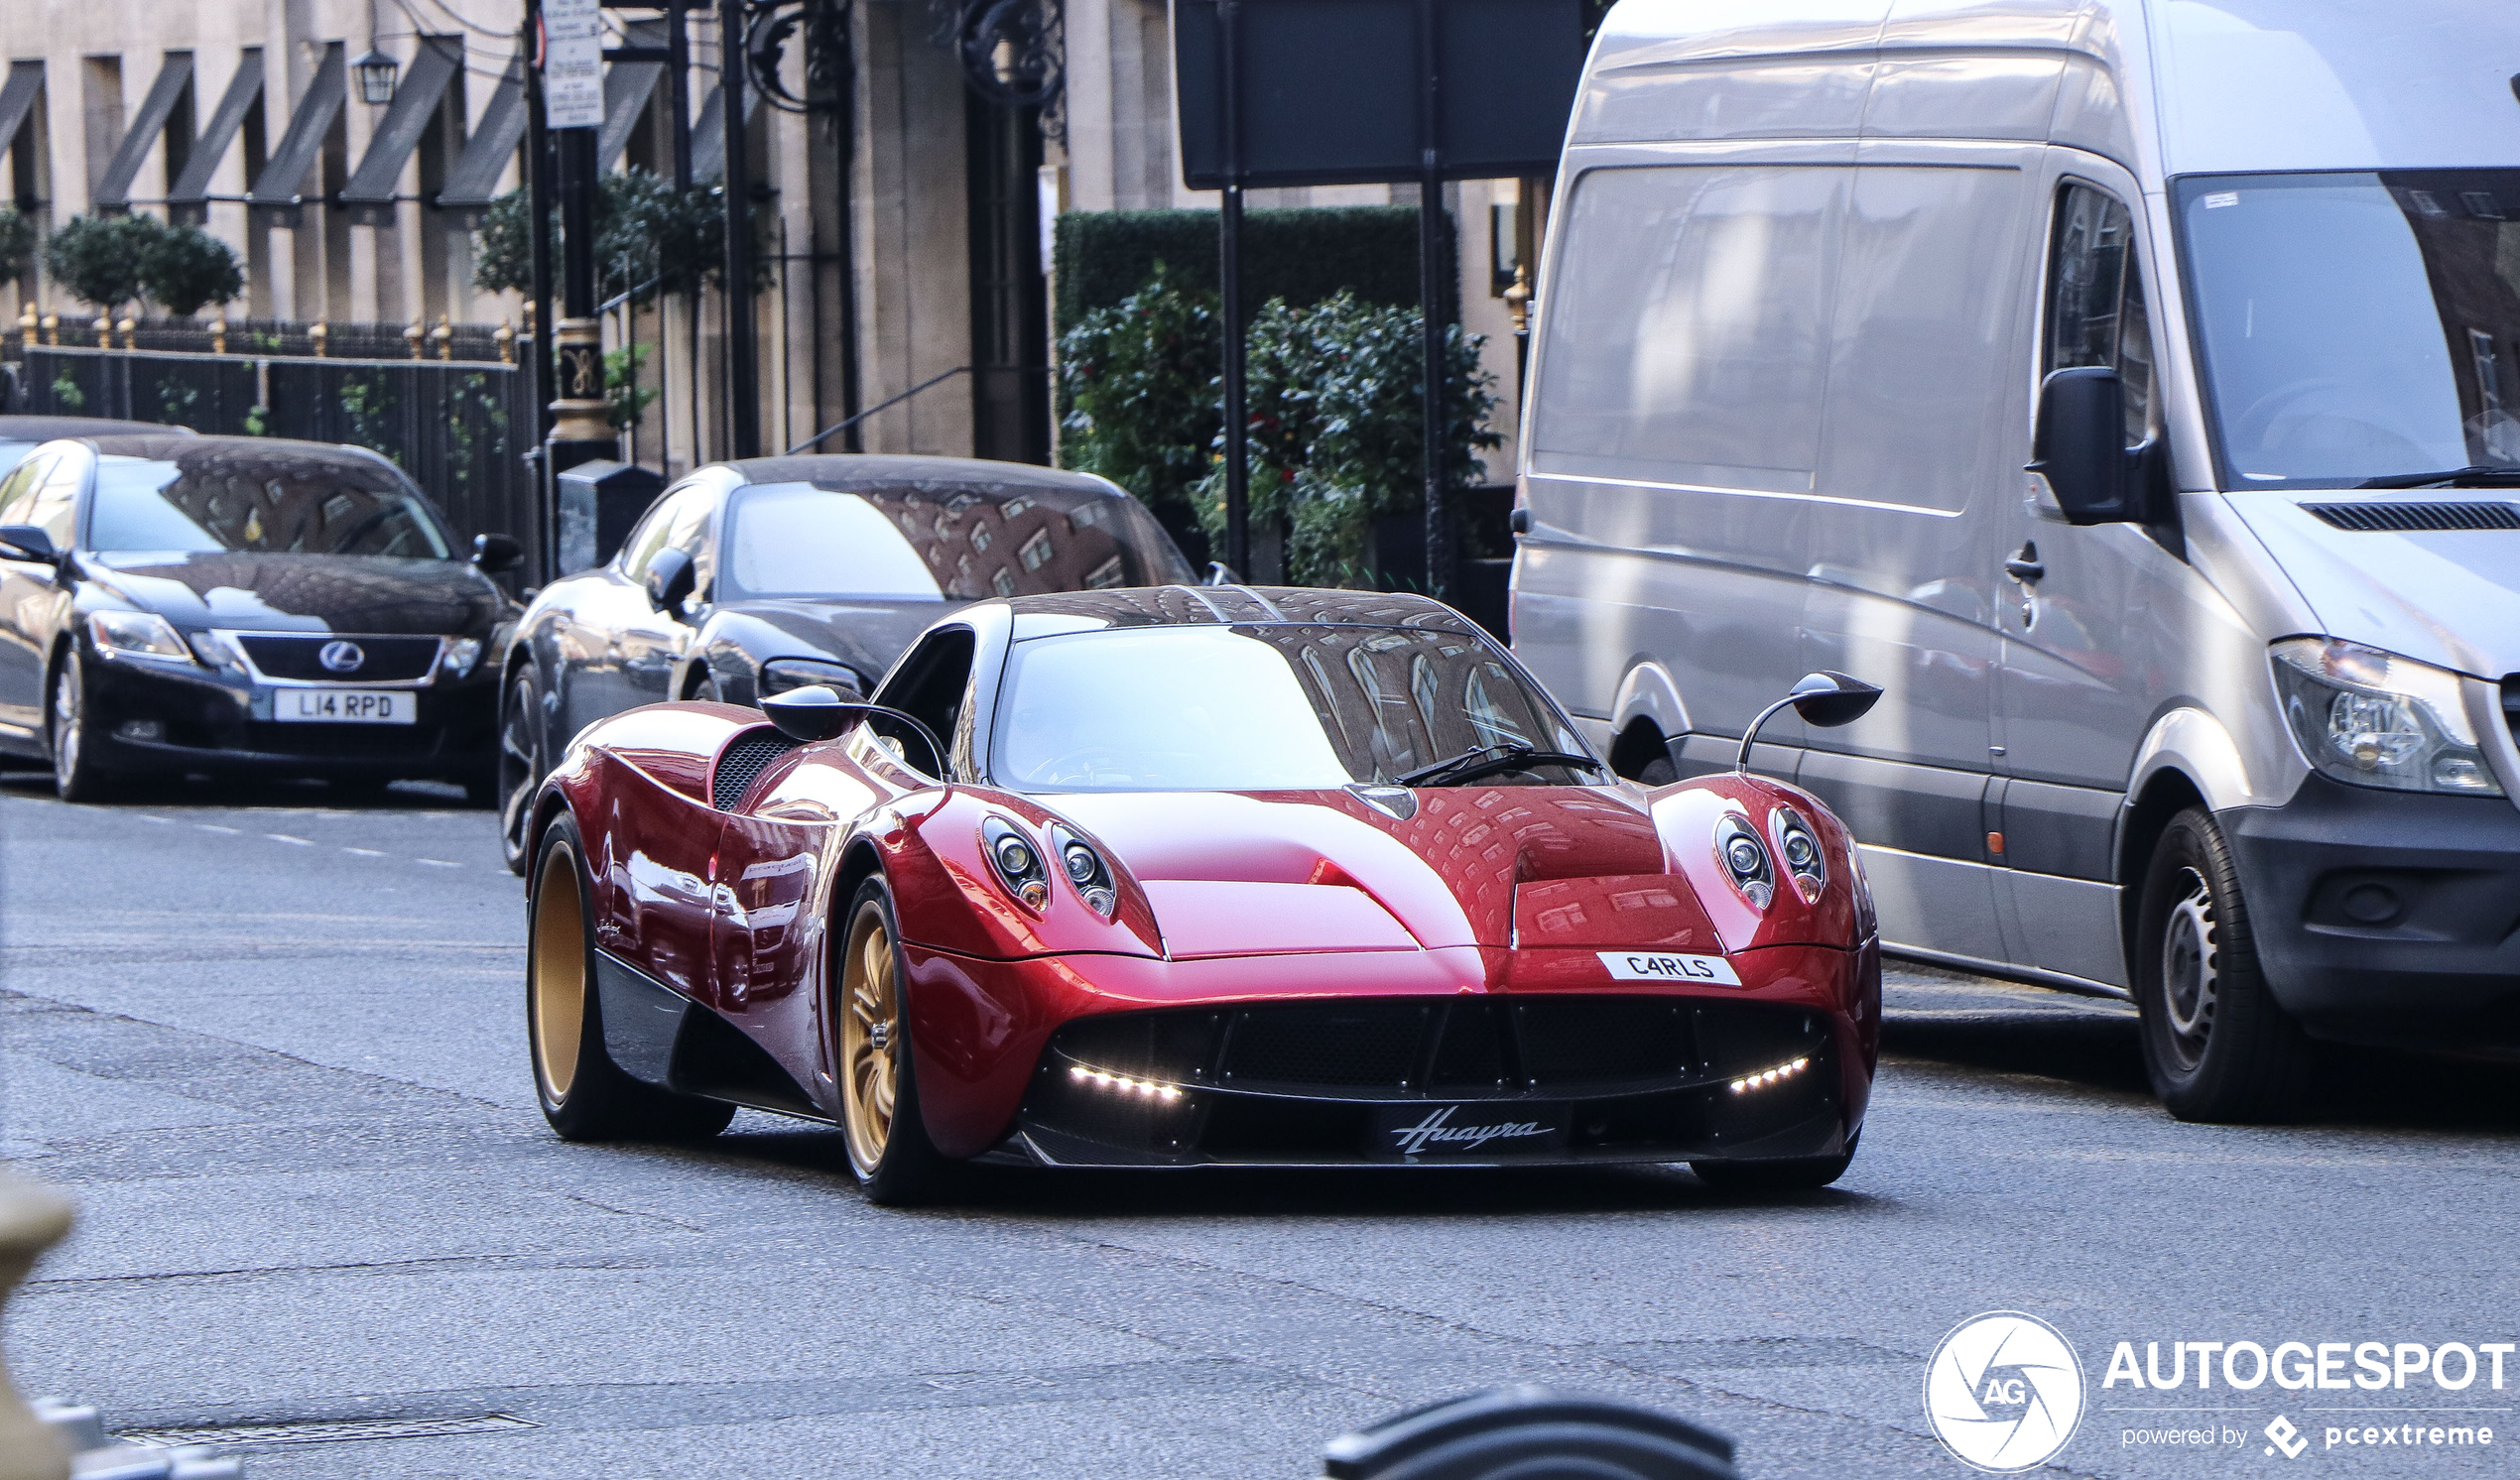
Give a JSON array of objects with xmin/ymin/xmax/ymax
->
[
  {"xmin": 1736, "ymin": 671, "xmax": 1882, "ymax": 772},
  {"xmin": 2028, "ymin": 367, "xmax": 2138, "ymax": 524},
  {"xmin": 471, "ymin": 533, "xmax": 524, "ymax": 574},
  {"xmin": 0, "ymin": 524, "xmax": 60, "ymax": 564},
  {"xmin": 758, "ymin": 685, "xmax": 949, "ymax": 776},
  {"xmin": 644, "ymin": 547, "xmax": 697, "ymax": 612}
]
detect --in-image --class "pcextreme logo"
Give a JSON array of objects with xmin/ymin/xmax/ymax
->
[{"xmin": 1925, "ymin": 1312, "xmax": 2087, "ymax": 1472}]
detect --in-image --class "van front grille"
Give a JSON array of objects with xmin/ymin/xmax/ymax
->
[{"xmin": 2300, "ymin": 501, "xmax": 2520, "ymax": 532}]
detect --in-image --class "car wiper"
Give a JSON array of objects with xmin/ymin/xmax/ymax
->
[
  {"xmin": 2353, "ymin": 465, "xmax": 2520, "ymax": 489},
  {"xmin": 1396, "ymin": 742, "xmax": 1607, "ymax": 788}
]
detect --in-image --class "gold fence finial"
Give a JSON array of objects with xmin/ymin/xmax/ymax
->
[
  {"xmin": 432, "ymin": 313, "xmax": 453, "ymax": 361},
  {"xmin": 493, "ymin": 318, "xmax": 515, "ymax": 364},
  {"xmin": 116, "ymin": 315, "xmax": 135, "ymax": 350},
  {"xmin": 208, "ymin": 308, "xmax": 229, "ymax": 356},
  {"xmin": 40, "ymin": 313, "xmax": 58, "ymax": 347},
  {"xmin": 310, "ymin": 320, "xmax": 328, "ymax": 357},
  {"xmin": 92, "ymin": 315, "xmax": 112, "ymax": 348},
  {"xmin": 405, "ymin": 318, "xmax": 425, "ymax": 359},
  {"xmin": 15, "ymin": 303, "xmax": 33, "ymax": 347}
]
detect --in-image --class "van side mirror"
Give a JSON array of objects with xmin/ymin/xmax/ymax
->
[
  {"xmin": 2028, "ymin": 367, "xmax": 2137, "ymax": 524},
  {"xmin": 0, "ymin": 524, "xmax": 59, "ymax": 564},
  {"xmin": 644, "ymin": 547, "xmax": 697, "ymax": 612},
  {"xmin": 471, "ymin": 533, "xmax": 524, "ymax": 573}
]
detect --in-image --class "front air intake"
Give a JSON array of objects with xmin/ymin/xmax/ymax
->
[
  {"xmin": 711, "ymin": 728, "xmax": 799, "ymax": 811},
  {"xmin": 2300, "ymin": 501, "xmax": 2520, "ymax": 532}
]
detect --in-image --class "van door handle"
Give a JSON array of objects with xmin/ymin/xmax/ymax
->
[{"xmin": 2004, "ymin": 544, "xmax": 2044, "ymax": 584}]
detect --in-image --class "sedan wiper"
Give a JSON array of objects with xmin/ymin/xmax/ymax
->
[
  {"xmin": 1396, "ymin": 742, "xmax": 1606, "ymax": 789},
  {"xmin": 2353, "ymin": 465, "xmax": 2520, "ymax": 489}
]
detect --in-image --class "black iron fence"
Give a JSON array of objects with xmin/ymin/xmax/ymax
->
[
  {"xmin": 19, "ymin": 346, "xmax": 548, "ymax": 582},
  {"xmin": 10, "ymin": 315, "xmax": 517, "ymax": 363}
]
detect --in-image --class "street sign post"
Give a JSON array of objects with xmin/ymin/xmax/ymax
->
[{"xmin": 1173, "ymin": 0, "xmax": 1587, "ymax": 598}]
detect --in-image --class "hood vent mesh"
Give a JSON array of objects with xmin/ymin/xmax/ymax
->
[
  {"xmin": 2301, "ymin": 501, "xmax": 2520, "ymax": 532},
  {"xmin": 712, "ymin": 728, "xmax": 799, "ymax": 811}
]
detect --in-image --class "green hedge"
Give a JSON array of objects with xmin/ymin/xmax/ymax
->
[{"xmin": 1053, "ymin": 205, "xmax": 1449, "ymax": 330}]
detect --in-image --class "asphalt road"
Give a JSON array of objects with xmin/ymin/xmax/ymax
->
[{"xmin": 5, "ymin": 774, "xmax": 2518, "ymax": 1480}]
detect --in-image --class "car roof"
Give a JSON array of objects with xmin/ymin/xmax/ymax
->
[
  {"xmin": 1004, "ymin": 585, "xmax": 1484, "ymax": 637},
  {"xmin": 74, "ymin": 432, "xmax": 395, "ymax": 471},
  {"xmin": 0, "ymin": 416, "xmax": 194, "ymax": 442},
  {"xmin": 719, "ymin": 453, "xmax": 1128, "ymax": 501}
]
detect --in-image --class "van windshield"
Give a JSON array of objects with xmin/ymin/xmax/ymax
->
[{"xmin": 2177, "ymin": 170, "xmax": 2520, "ymax": 488}]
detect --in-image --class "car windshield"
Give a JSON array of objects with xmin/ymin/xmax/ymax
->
[
  {"xmin": 87, "ymin": 450, "xmax": 450, "ymax": 557},
  {"xmin": 717, "ymin": 480, "xmax": 1193, "ymax": 602},
  {"xmin": 2177, "ymin": 169, "xmax": 2520, "ymax": 487},
  {"xmin": 993, "ymin": 624, "xmax": 1591, "ymax": 792}
]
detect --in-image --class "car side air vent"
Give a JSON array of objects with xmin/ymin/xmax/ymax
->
[
  {"xmin": 2300, "ymin": 501, "xmax": 2520, "ymax": 532},
  {"xmin": 712, "ymin": 728, "xmax": 800, "ymax": 811}
]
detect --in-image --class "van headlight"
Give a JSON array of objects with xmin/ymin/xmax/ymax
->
[{"xmin": 2270, "ymin": 638, "xmax": 2503, "ymax": 797}]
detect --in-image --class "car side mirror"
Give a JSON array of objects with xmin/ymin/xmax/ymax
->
[
  {"xmin": 1736, "ymin": 671, "xmax": 1881, "ymax": 772},
  {"xmin": 2028, "ymin": 367, "xmax": 2139, "ymax": 524},
  {"xmin": 471, "ymin": 533, "xmax": 524, "ymax": 574},
  {"xmin": 644, "ymin": 547, "xmax": 696, "ymax": 612},
  {"xmin": 0, "ymin": 524, "xmax": 60, "ymax": 564},
  {"xmin": 759, "ymin": 685, "xmax": 950, "ymax": 775}
]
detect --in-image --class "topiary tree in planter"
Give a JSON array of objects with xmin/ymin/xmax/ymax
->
[
  {"xmin": 141, "ymin": 223, "xmax": 243, "ymax": 316},
  {"xmin": 44, "ymin": 213, "xmax": 166, "ymax": 317}
]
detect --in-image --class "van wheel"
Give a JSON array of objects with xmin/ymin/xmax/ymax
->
[{"xmin": 2132, "ymin": 807, "xmax": 2313, "ymax": 1124}]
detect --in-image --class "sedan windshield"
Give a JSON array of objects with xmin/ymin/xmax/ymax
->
[
  {"xmin": 993, "ymin": 624, "xmax": 1592, "ymax": 792},
  {"xmin": 87, "ymin": 450, "xmax": 449, "ymax": 557},
  {"xmin": 2178, "ymin": 170, "xmax": 2520, "ymax": 486},
  {"xmin": 718, "ymin": 480, "xmax": 1193, "ymax": 602}
]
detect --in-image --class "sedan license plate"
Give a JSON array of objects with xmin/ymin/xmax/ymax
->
[{"xmin": 271, "ymin": 689, "xmax": 416, "ymax": 724}]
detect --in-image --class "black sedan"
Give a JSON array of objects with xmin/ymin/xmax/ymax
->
[
  {"xmin": 494, "ymin": 453, "xmax": 1195, "ymax": 869},
  {"xmin": 0, "ymin": 433, "xmax": 523, "ymax": 802}
]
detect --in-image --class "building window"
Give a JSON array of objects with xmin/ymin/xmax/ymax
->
[
  {"xmin": 1084, "ymin": 554, "xmax": 1125, "ymax": 589},
  {"xmin": 992, "ymin": 567, "xmax": 1016, "ymax": 596},
  {"xmin": 1019, "ymin": 529, "xmax": 1053, "ymax": 570},
  {"xmin": 971, "ymin": 524, "xmax": 993, "ymax": 553}
]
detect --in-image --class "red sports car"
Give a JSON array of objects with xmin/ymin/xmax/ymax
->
[{"xmin": 522, "ymin": 587, "xmax": 1883, "ymax": 1202}]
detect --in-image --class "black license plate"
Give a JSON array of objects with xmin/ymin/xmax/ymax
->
[{"xmin": 1368, "ymin": 1102, "xmax": 1571, "ymax": 1161}]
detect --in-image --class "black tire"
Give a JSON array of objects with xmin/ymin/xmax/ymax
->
[
  {"xmin": 2132, "ymin": 806, "xmax": 2314, "ymax": 1123},
  {"xmin": 498, "ymin": 666, "xmax": 546, "ymax": 876},
  {"xmin": 835, "ymin": 875, "xmax": 953, "ymax": 1205},
  {"xmin": 528, "ymin": 815, "xmax": 736, "ymax": 1142},
  {"xmin": 49, "ymin": 650, "xmax": 116, "ymax": 803},
  {"xmin": 1691, "ymin": 1136, "xmax": 1855, "ymax": 1192}
]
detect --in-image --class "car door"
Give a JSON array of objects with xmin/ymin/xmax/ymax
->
[
  {"xmin": 0, "ymin": 450, "xmax": 62, "ymax": 734},
  {"xmin": 1989, "ymin": 153, "xmax": 2193, "ymax": 988},
  {"xmin": 555, "ymin": 479, "xmax": 719, "ymax": 739}
]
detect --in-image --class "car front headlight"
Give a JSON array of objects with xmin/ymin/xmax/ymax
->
[
  {"xmin": 440, "ymin": 637, "xmax": 483, "ymax": 678},
  {"xmin": 2270, "ymin": 638, "xmax": 2504, "ymax": 797},
  {"xmin": 88, "ymin": 610, "xmax": 192, "ymax": 662}
]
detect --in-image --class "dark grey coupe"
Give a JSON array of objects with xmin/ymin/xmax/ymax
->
[{"xmin": 493, "ymin": 454, "xmax": 1194, "ymax": 870}]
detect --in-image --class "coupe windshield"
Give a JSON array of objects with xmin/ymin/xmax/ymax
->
[
  {"xmin": 87, "ymin": 449, "xmax": 449, "ymax": 557},
  {"xmin": 2179, "ymin": 170, "xmax": 2520, "ymax": 486},
  {"xmin": 718, "ymin": 480, "xmax": 1192, "ymax": 602},
  {"xmin": 994, "ymin": 624, "xmax": 1591, "ymax": 792}
]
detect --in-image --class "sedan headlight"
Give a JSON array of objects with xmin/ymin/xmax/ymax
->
[
  {"xmin": 440, "ymin": 637, "xmax": 483, "ymax": 678},
  {"xmin": 88, "ymin": 610, "xmax": 191, "ymax": 662},
  {"xmin": 761, "ymin": 658, "xmax": 863, "ymax": 696},
  {"xmin": 2270, "ymin": 638, "xmax": 2503, "ymax": 797}
]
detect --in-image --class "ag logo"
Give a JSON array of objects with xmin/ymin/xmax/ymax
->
[{"xmin": 1923, "ymin": 1311, "xmax": 2085, "ymax": 1471}]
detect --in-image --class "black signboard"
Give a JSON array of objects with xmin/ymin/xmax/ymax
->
[{"xmin": 1173, "ymin": 0, "xmax": 1589, "ymax": 190}]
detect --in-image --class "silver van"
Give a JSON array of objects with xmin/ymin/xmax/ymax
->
[{"xmin": 1511, "ymin": 0, "xmax": 2520, "ymax": 1122}]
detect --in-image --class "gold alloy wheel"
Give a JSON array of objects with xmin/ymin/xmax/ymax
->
[
  {"xmin": 839, "ymin": 899, "xmax": 901, "ymax": 1171},
  {"xmin": 532, "ymin": 843, "xmax": 587, "ymax": 1100}
]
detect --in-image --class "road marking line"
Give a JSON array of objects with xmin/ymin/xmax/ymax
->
[
  {"xmin": 138, "ymin": 815, "xmax": 173, "ymax": 824},
  {"xmin": 415, "ymin": 858, "xmax": 461, "ymax": 868},
  {"xmin": 266, "ymin": 833, "xmax": 313, "ymax": 845},
  {"xmin": 196, "ymin": 824, "xmax": 240, "ymax": 834},
  {"xmin": 344, "ymin": 847, "xmax": 387, "ymax": 857}
]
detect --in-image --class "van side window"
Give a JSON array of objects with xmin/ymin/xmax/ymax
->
[{"xmin": 2046, "ymin": 183, "xmax": 2156, "ymax": 446}]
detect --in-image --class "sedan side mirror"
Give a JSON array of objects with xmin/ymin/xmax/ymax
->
[
  {"xmin": 0, "ymin": 524, "xmax": 60, "ymax": 564},
  {"xmin": 471, "ymin": 532, "xmax": 525, "ymax": 574},
  {"xmin": 644, "ymin": 547, "xmax": 697, "ymax": 613},
  {"xmin": 1736, "ymin": 671, "xmax": 1882, "ymax": 772},
  {"xmin": 2028, "ymin": 367, "xmax": 2138, "ymax": 524}
]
